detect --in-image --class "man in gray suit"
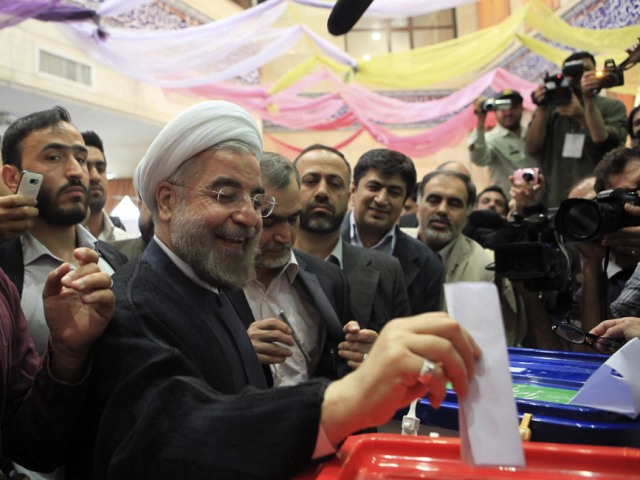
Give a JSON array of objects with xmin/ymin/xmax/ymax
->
[
  {"xmin": 294, "ymin": 145, "xmax": 411, "ymax": 332},
  {"xmin": 231, "ymin": 152, "xmax": 377, "ymax": 386}
]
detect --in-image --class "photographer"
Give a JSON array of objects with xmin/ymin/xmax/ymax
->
[
  {"xmin": 526, "ymin": 51, "xmax": 627, "ymax": 209},
  {"xmin": 468, "ymin": 89, "xmax": 541, "ymax": 201},
  {"xmin": 571, "ymin": 147, "xmax": 640, "ymax": 332}
]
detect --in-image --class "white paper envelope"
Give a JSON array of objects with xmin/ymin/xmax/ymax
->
[
  {"xmin": 569, "ymin": 338, "xmax": 640, "ymax": 418},
  {"xmin": 445, "ymin": 282, "xmax": 525, "ymax": 467}
]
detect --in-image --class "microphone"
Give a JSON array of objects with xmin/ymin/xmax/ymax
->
[
  {"xmin": 327, "ymin": 0, "xmax": 375, "ymax": 36},
  {"xmin": 468, "ymin": 209, "xmax": 506, "ymax": 230}
]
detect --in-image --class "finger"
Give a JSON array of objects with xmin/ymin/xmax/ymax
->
[
  {"xmin": 248, "ymin": 328, "xmax": 294, "ymax": 346},
  {"xmin": 42, "ymin": 263, "xmax": 73, "ymax": 298},
  {"xmin": 252, "ymin": 318, "xmax": 292, "ymax": 334},
  {"xmin": 257, "ymin": 353, "xmax": 290, "ymax": 365},
  {"xmin": 344, "ymin": 329, "xmax": 378, "ymax": 343},
  {"xmin": 410, "ymin": 315, "xmax": 481, "ymax": 378},
  {"xmin": 408, "ymin": 335, "xmax": 472, "ymax": 399},
  {"xmin": 425, "ymin": 364, "xmax": 447, "ymax": 408},
  {"xmin": 73, "ymin": 247, "xmax": 100, "ymax": 267},
  {"xmin": 64, "ymin": 271, "xmax": 112, "ymax": 293},
  {"xmin": 343, "ymin": 320, "xmax": 360, "ymax": 334},
  {"xmin": 254, "ymin": 343, "xmax": 292, "ymax": 362},
  {"xmin": 78, "ymin": 287, "xmax": 116, "ymax": 308},
  {"xmin": 338, "ymin": 348, "xmax": 366, "ymax": 362}
]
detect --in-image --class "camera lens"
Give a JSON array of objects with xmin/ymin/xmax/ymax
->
[
  {"xmin": 522, "ymin": 172, "xmax": 534, "ymax": 182},
  {"xmin": 555, "ymin": 199, "xmax": 601, "ymax": 241}
]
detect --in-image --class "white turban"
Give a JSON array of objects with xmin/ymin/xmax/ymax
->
[{"xmin": 134, "ymin": 100, "xmax": 262, "ymax": 211}]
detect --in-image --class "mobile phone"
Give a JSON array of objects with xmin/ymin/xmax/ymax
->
[
  {"xmin": 16, "ymin": 170, "xmax": 43, "ymax": 198},
  {"xmin": 513, "ymin": 167, "xmax": 540, "ymax": 185}
]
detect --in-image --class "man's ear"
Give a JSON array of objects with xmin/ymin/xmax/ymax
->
[
  {"xmin": 156, "ymin": 181, "xmax": 176, "ymax": 222},
  {"xmin": 2, "ymin": 165, "xmax": 21, "ymax": 193}
]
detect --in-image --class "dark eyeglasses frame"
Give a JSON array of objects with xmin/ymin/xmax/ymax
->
[{"xmin": 552, "ymin": 322, "xmax": 623, "ymax": 355}]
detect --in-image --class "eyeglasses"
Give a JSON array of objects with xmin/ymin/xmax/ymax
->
[
  {"xmin": 172, "ymin": 184, "xmax": 276, "ymax": 218},
  {"xmin": 552, "ymin": 322, "xmax": 623, "ymax": 355}
]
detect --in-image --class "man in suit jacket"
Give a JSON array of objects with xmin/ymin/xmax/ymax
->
[
  {"xmin": 340, "ymin": 148, "xmax": 443, "ymax": 315},
  {"xmin": 229, "ymin": 152, "xmax": 374, "ymax": 386},
  {"xmin": 293, "ymin": 145, "xmax": 412, "ymax": 331},
  {"xmin": 0, "ymin": 106, "xmax": 127, "ymax": 354},
  {"xmin": 66, "ymin": 101, "xmax": 481, "ymax": 479},
  {"xmin": 415, "ymin": 169, "xmax": 525, "ymax": 346}
]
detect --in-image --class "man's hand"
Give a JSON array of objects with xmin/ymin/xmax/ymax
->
[
  {"xmin": 590, "ymin": 317, "xmax": 640, "ymax": 342},
  {"xmin": 321, "ymin": 313, "xmax": 481, "ymax": 446},
  {"xmin": 247, "ymin": 318, "xmax": 294, "ymax": 365},
  {"xmin": 0, "ymin": 194, "xmax": 38, "ymax": 243},
  {"xmin": 338, "ymin": 321, "xmax": 378, "ymax": 370},
  {"xmin": 531, "ymin": 85, "xmax": 547, "ymax": 108},
  {"xmin": 580, "ymin": 70, "xmax": 600, "ymax": 100},
  {"xmin": 43, "ymin": 247, "xmax": 115, "ymax": 383},
  {"xmin": 473, "ymin": 96, "xmax": 488, "ymax": 127},
  {"xmin": 555, "ymin": 91, "xmax": 585, "ymax": 119},
  {"xmin": 507, "ymin": 173, "xmax": 543, "ymax": 216},
  {"xmin": 601, "ymin": 203, "xmax": 640, "ymax": 257}
]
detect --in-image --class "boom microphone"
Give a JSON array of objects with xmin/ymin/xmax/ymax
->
[{"xmin": 327, "ymin": 0, "xmax": 375, "ymax": 36}]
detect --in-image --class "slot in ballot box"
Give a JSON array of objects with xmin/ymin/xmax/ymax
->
[
  {"xmin": 395, "ymin": 347, "xmax": 640, "ymax": 446},
  {"xmin": 296, "ymin": 434, "xmax": 640, "ymax": 479}
]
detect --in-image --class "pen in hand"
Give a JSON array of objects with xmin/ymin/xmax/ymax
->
[{"xmin": 278, "ymin": 310, "xmax": 312, "ymax": 365}]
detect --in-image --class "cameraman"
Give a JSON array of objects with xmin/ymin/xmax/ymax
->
[
  {"xmin": 577, "ymin": 147, "xmax": 640, "ymax": 333},
  {"xmin": 468, "ymin": 89, "xmax": 541, "ymax": 201},
  {"xmin": 526, "ymin": 51, "xmax": 627, "ymax": 209}
]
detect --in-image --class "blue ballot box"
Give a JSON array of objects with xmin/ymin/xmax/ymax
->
[{"xmin": 401, "ymin": 347, "xmax": 640, "ymax": 447}]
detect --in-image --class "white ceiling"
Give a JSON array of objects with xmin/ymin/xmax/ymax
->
[{"xmin": 0, "ymin": 84, "xmax": 163, "ymax": 179}]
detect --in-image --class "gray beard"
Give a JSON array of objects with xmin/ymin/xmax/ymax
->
[
  {"xmin": 170, "ymin": 204, "xmax": 259, "ymax": 290},
  {"xmin": 421, "ymin": 225, "xmax": 453, "ymax": 248},
  {"xmin": 256, "ymin": 248, "xmax": 291, "ymax": 270}
]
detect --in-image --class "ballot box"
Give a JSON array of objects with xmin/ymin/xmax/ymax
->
[
  {"xmin": 296, "ymin": 433, "xmax": 640, "ymax": 479},
  {"xmin": 400, "ymin": 347, "xmax": 640, "ymax": 446}
]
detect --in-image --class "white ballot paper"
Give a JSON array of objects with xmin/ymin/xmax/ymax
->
[
  {"xmin": 445, "ymin": 282, "xmax": 525, "ymax": 467},
  {"xmin": 569, "ymin": 337, "xmax": 640, "ymax": 418}
]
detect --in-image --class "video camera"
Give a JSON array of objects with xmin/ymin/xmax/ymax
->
[
  {"xmin": 481, "ymin": 98, "xmax": 512, "ymax": 112},
  {"xmin": 555, "ymin": 188, "xmax": 640, "ymax": 242},
  {"xmin": 493, "ymin": 210, "xmax": 572, "ymax": 291}
]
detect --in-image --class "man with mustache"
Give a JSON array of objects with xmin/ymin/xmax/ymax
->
[
  {"xmin": 416, "ymin": 170, "xmax": 524, "ymax": 346},
  {"xmin": 68, "ymin": 101, "xmax": 481, "ymax": 479},
  {"xmin": 294, "ymin": 144, "xmax": 411, "ymax": 332},
  {"xmin": 0, "ymin": 106, "xmax": 126, "ymax": 354},
  {"xmin": 342, "ymin": 148, "xmax": 443, "ymax": 315},
  {"xmin": 228, "ymin": 152, "xmax": 375, "ymax": 387},
  {"xmin": 81, "ymin": 131, "xmax": 130, "ymax": 242}
]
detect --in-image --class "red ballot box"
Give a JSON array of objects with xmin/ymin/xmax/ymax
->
[{"xmin": 296, "ymin": 433, "xmax": 640, "ymax": 479}]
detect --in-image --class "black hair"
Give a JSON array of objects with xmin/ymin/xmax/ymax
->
[
  {"xmin": 353, "ymin": 148, "xmax": 416, "ymax": 201},
  {"xmin": 418, "ymin": 170, "xmax": 477, "ymax": 210},
  {"xmin": 476, "ymin": 184, "xmax": 507, "ymax": 206},
  {"xmin": 594, "ymin": 146, "xmax": 640, "ymax": 193},
  {"xmin": 293, "ymin": 144, "xmax": 351, "ymax": 177},
  {"xmin": 81, "ymin": 130, "xmax": 105, "ymax": 154},
  {"xmin": 2, "ymin": 106, "xmax": 72, "ymax": 168},
  {"xmin": 563, "ymin": 51, "xmax": 596, "ymax": 68}
]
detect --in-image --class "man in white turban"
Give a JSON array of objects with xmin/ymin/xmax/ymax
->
[{"xmin": 67, "ymin": 100, "xmax": 480, "ymax": 479}]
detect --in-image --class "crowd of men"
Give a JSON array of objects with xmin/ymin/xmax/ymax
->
[{"xmin": 0, "ymin": 49, "xmax": 639, "ymax": 478}]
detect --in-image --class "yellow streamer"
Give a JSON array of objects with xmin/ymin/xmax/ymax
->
[
  {"xmin": 268, "ymin": 55, "xmax": 352, "ymax": 95},
  {"xmin": 357, "ymin": 2, "xmax": 530, "ymax": 88},
  {"xmin": 353, "ymin": 0, "xmax": 640, "ymax": 94}
]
